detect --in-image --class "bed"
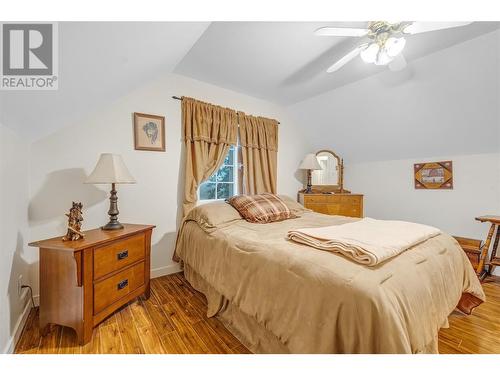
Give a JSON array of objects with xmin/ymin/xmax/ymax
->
[{"xmin": 173, "ymin": 197, "xmax": 485, "ymax": 354}]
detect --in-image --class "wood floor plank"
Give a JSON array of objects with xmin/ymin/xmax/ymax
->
[
  {"xmin": 192, "ymin": 320, "xmax": 232, "ymax": 354},
  {"xmin": 163, "ymin": 299, "xmax": 202, "ymax": 327},
  {"xmin": 160, "ymin": 331, "xmax": 189, "ymax": 354},
  {"xmin": 139, "ymin": 294, "xmax": 175, "ymax": 335},
  {"xmin": 129, "ymin": 297, "xmax": 166, "ymax": 354},
  {"xmin": 127, "ymin": 299, "xmax": 150, "ymax": 329},
  {"xmin": 37, "ymin": 325, "xmax": 62, "ymax": 354},
  {"xmin": 99, "ymin": 322, "xmax": 124, "ymax": 354},
  {"xmin": 150, "ymin": 279, "xmax": 170, "ymax": 304},
  {"xmin": 80, "ymin": 325, "xmax": 101, "ymax": 354},
  {"xmin": 438, "ymin": 340, "xmax": 463, "ymax": 354},
  {"xmin": 230, "ymin": 344, "xmax": 252, "ymax": 354},
  {"xmin": 58, "ymin": 327, "xmax": 81, "ymax": 354},
  {"xmin": 18, "ymin": 272, "xmax": 498, "ymax": 354},
  {"xmin": 171, "ymin": 325, "xmax": 209, "ymax": 354},
  {"xmin": 205, "ymin": 317, "xmax": 242, "ymax": 350},
  {"xmin": 14, "ymin": 307, "xmax": 40, "ymax": 353},
  {"xmin": 163, "ymin": 302, "xmax": 209, "ymax": 354},
  {"xmin": 115, "ymin": 304, "xmax": 145, "ymax": 354},
  {"xmin": 135, "ymin": 324, "xmax": 166, "ymax": 354}
]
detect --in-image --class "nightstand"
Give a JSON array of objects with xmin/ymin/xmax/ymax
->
[{"xmin": 29, "ymin": 223, "xmax": 155, "ymax": 345}]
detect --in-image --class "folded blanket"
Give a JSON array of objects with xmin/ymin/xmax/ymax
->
[{"xmin": 287, "ymin": 218, "xmax": 441, "ymax": 266}]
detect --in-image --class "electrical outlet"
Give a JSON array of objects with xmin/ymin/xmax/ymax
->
[{"xmin": 17, "ymin": 275, "xmax": 23, "ymax": 297}]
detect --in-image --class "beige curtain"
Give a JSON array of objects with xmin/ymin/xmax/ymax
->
[
  {"xmin": 238, "ymin": 112, "xmax": 279, "ymax": 195},
  {"xmin": 182, "ymin": 97, "xmax": 238, "ymax": 216}
]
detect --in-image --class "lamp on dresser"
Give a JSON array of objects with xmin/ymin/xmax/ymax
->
[
  {"xmin": 299, "ymin": 153, "xmax": 322, "ymax": 193},
  {"xmin": 85, "ymin": 153, "xmax": 136, "ymax": 230},
  {"xmin": 298, "ymin": 149, "xmax": 364, "ymax": 218}
]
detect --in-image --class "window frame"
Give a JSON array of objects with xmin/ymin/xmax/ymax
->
[{"xmin": 198, "ymin": 144, "xmax": 239, "ymax": 203}]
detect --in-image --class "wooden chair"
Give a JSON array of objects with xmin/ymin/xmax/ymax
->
[{"xmin": 475, "ymin": 216, "xmax": 500, "ymax": 280}]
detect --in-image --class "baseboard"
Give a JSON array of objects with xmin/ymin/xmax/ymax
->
[
  {"xmin": 2, "ymin": 297, "xmax": 33, "ymax": 354},
  {"xmin": 151, "ymin": 263, "xmax": 181, "ymax": 278}
]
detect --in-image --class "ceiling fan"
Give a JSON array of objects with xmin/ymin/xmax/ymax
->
[{"xmin": 315, "ymin": 21, "xmax": 472, "ymax": 73}]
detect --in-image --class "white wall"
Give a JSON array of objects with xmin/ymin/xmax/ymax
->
[
  {"xmin": 347, "ymin": 152, "xmax": 500, "ymax": 237},
  {"xmin": 288, "ymin": 30, "xmax": 500, "ymax": 274},
  {"xmin": 0, "ymin": 123, "xmax": 32, "ymax": 353},
  {"xmin": 28, "ymin": 72, "xmax": 308, "ymax": 297},
  {"xmin": 347, "ymin": 153, "xmax": 500, "ymax": 276}
]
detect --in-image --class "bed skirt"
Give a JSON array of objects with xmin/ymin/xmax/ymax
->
[
  {"xmin": 184, "ymin": 264, "xmax": 290, "ymax": 353},
  {"xmin": 182, "ymin": 264, "xmax": 458, "ymax": 354}
]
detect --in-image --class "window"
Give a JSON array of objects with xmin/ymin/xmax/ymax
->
[{"xmin": 199, "ymin": 145, "xmax": 238, "ymax": 201}]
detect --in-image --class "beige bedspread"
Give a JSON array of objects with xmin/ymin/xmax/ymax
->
[
  {"xmin": 174, "ymin": 202, "xmax": 485, "ymax": 353},
  {"xmin": 287, "ymin": 218, "xmax": 441, "ymax": 266}
]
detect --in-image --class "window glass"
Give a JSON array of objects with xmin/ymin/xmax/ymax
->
[{"xmin": 199, "ymin": 145, "xmax": 238, "ymax": 201}]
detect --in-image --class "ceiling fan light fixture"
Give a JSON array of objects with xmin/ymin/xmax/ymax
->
[
  {"xmin": 374, "ymin": 49, "xmax": 394, "ymax": 66},
  {"xmin": 385, "ymin": 37, "xmax": 406, "ymax": 57},
  {"xmin": 360, "ymin": 43, "xmax": 379, "ymax": 63}
]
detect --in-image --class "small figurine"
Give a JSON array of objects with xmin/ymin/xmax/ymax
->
[{"xmin": 62, "ymin": 202, "xmax": 85, "ymax": 241}]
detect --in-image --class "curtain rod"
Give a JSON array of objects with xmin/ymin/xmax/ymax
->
[{"xmin": 171, "ymin": 96, "xmax": 280, "ymax": 124}]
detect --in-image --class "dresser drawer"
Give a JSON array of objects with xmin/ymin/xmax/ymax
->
[
  {"xmin": 340, "ymin": 195, "xmax": 362, "ymax": 205},
  {"xmin": 303, "ymin": 195, "xmax": 333, "ymax": 203},
  {"xmin": 338, "ymin": 205, "xmax": 362, "ymax": 218},
  {"xmin": 93, "ymin": 261, "xmax": 145, "ymax": 314},
  {"xmin": 93, "ymin": 233, "xmax": 145, "ymax": 279},
  {"xmin": 300, "ymin": 193, "xmax": 363, "ymax": 218}
]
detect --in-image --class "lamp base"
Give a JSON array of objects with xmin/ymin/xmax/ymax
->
[
  {"xmin": 304, "ymin": 169, "xmax": 313, "ymax": 194},
  {"xmin": 101, "ymin": 183, "xmax": 124, "ymax": 231},
  {"xmin": 101, "ymin": 221, "xmax": 124, "ymax": 231}
]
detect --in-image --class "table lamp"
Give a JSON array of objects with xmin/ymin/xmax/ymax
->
[
  {"xmin": 85, "ymin": 153, "xmax": 136, "ymax": 230},
  {"xmin": 299, "ymin": 153, "xmax": 322, "ymax": 193}
]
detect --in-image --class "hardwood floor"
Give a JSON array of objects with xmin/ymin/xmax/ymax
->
[
  {"xmin": 15, "ymin": 273, "xmax": 250, "ymax": 354},
  {"xmin": 438, "ymin": 276, "xmax": 500, "ymax": 354},
  {"xmin": 15, "ymin": 273, "xmax": 500, "ymax": 354}
]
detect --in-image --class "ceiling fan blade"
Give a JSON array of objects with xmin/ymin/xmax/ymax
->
[
  {"xmin": 327, "ymin": 44, "xmax": 368, "ymax": 73},
  {"xmin": 315, "ymin": 27, "xmax": 369, "ymax": 37},
  {"xmin": 403, "ymin": 22, "xmax": 472, "ymax": 35},
  {"xmin": 388, "ymin": 53, "xmax": 407, "ymax": 72}
]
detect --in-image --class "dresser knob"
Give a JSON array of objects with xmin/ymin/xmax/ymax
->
[
  {"xmin": 117, "ymin": 279, "xmax": 129, "ymax": 290},
  {"xmin": 117, "ymin": 249, "xmax": 128, "ymax": 260}
]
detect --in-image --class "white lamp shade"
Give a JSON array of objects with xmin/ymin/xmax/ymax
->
[
  {"xmin": 299, "ymin": 153, "xmax": 322, "ymax": 170},
  {"xmin": 85, "ymin": 153, "xmax": 136, "ymax": 184}
]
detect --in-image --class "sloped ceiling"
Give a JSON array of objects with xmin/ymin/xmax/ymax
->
[
  {"xmin": 0, "ymin": 22, "xmax": 210, "ymax": 140},
  {"xmin": 288, "ymin": 30, "xmax": 500, "ymax": 162},
  {"xmin": 1, "ymin": 21, "xmax": 499, "ymax": 141},
  {"xmin": 174, "ymin": 22, "xmax": 500, "ymax": 105}
]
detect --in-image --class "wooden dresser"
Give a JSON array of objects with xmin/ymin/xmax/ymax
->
[
  {"xmin": 29, "ymin": 223, "xmax": 155, "ymax": 345},
  {"xmin": 299, "ymin": 193, "xmax": 364, "ymax": 218}
]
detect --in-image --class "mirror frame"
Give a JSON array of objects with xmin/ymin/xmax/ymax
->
[{"xmin": 311, "ymin": 149, "xmax": 345, "ymax": 193}]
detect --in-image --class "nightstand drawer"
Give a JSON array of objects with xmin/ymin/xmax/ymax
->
[
  {"xmin": 94, "ymin": 233, "xmax": 145, "ymax": 279},
  {"xmin": 93, "ymin": 261, "xmax": 145, "ymax": 314}
]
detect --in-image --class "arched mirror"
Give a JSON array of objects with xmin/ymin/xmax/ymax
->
[{"xmin": 311, "ymin": 150, "xmax": 344, "ymax": 192}]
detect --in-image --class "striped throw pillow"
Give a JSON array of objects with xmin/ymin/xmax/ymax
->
[{"xmin": 227, "ymin": 193, "xmax": 296, "ymax": 223}]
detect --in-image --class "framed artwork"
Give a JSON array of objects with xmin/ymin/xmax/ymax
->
[
  {"xmin": 414, "ymin": 161, "xmax": 453, "ymax": 189},
  {"xmin": 133, "ymin": 112, "xmax": 165, "ymax": 151}
]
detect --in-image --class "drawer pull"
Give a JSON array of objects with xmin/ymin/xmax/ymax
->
[
  {"xmin": 117, "ymin": 250, "xmax": 129, "ymax": 260},
  {"xmin": 117, "ymin": 279, "xmax": 129, "ymax": 290}
]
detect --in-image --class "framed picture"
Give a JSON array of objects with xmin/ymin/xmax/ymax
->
[
  {"xmin": 414, "ymin": 161, "xmax": 453, "ymax": 189},
  {"xmin": 133, "ymin": 112, "xmax": 165, "ymax": 151}
]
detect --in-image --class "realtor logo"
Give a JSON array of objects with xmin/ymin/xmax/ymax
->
[{"xmin": 1, "ymin": 22, "xmax": 58, "ymax": 90}]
